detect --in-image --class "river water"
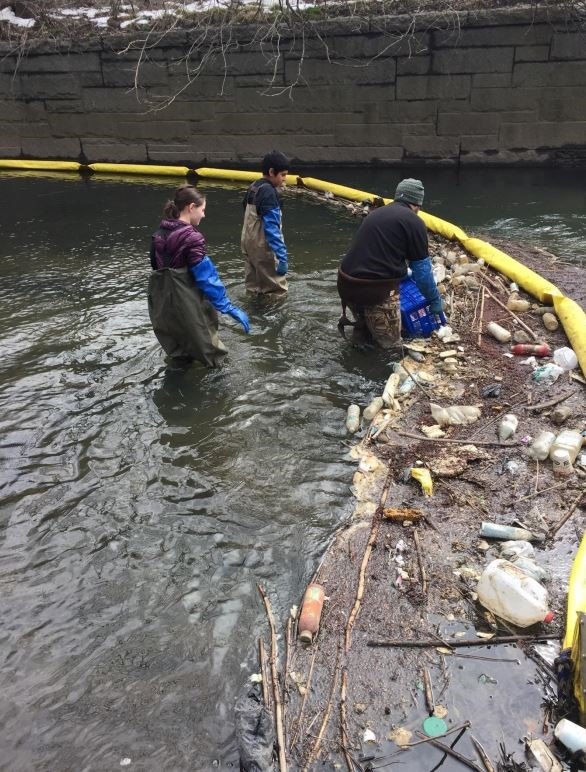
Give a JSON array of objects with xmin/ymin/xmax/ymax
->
[{"xmin": 0, "ymin": 168, "xmax": 583, "ymax": 771}]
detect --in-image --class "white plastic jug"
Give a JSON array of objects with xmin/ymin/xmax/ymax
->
[
  {"xmin": 476, "ymin": 559, "xmax": 553, "ymax": 627},
  {"xmin": 554, "ymin": 718, "xmax": 586, "ymax": 753}
]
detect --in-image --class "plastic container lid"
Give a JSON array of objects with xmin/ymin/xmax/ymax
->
[
  {"xmin": 544, "ymin": 610, "xmax": 554, "ymax": 623},
  {"xmin": 423, "ymin": 716, "xmax": 447, "ymax": 737}
]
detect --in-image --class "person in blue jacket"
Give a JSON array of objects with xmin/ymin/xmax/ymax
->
[
  {"xmin": 337, "ymin": 178, "xmax": 443, "ymax": 354},
  {"xmin": 241, "ymin": 151, "xmax": 290, "ymax": 295},
  {"xmin": 148, "ymin": 185, "xmax": 249, "ymax": 367}
]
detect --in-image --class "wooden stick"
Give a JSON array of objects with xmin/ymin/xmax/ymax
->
[
  {"xmin": 484, "ymin": 288, "xmax": 538, "ymax": 340},
  {"xmin": 414, "ymin": 731, "xmax": 484, "ymax": 772},
  {"xmin": 257, "ymin": 584, "xmax": 287, "ymax": 772},
  {"xmin": 406, "ymin": 721, "xmax": 470, "ymax": 747},
  {"xmin": 414, "ymin": 530, "xmax": 428, "ymax": 595},
  {"xmin": 258, "ymin": 637, "xmax": 270, "ymax": 708},
  {"xmin": 289, "ymin": 645, "xmax": 317, "ymax": 749},
  {"xmin": 523, "ymin": 390, "xmax": 576, "ymax": 411},
  {"xmin": 549, "ymin": 490, "xmax": 586, "ymax": 537},
  {"xmin": 367, "ymin": 633, "xmax": 560, "ymax": 648},
  {"xmin": 345, "ymin": 470, "xmax": 392, "ymax": 652},
  {"xmin": 477, "ymin": 285, "xmax": 485, "ymax": 348},
  {"xmin": 514, "ymin": 481, "xmax": 568, "ymax": 503},
  {"xmin": 303, "ymin": 650, "xmax": 340, "ymax": 771},
  {"xmin": 396, "ymin": 430, "xmax": 516, "ymax": 447},
  {"xmin": 283, "ymin": 615, "xmax": 293, "ymax": 712},
  {"xmin": 423, "ymin": 667, "xmax": 435, "ymax": 714},
  {"xmin": 340, "ymin": 668, "xmax": 354, "ymax": 772},
  {"xmin": 470, "ymin": 735, "xmax": 496, "ymax": 772}
]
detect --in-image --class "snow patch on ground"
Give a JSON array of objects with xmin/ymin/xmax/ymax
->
[
  {"xmin": 0, "ymin": 6, "xmax": 36, "ymax": 27},
  {"xmin": 1, "ymin": 0, "xmax": 317, "ymax": 32}
]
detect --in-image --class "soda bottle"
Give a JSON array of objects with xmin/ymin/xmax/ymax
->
[
  {"xmin": 298, "ymin": 584, "xmax": 325, "ymax": 644},
  {"xmin": 510, "ymin": 343, "xmax": 551, "ymax": 357}
]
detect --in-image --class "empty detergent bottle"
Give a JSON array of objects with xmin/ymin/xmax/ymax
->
[
  {"xmin": 549, "ymin": 429, "xmax": 583, "ymax": 465},
  {"xmin": 476, "ymin": 559, "xmax": 553, "ymax": 627},
  {"xmin": 550, "ymin": 430, "xmax": 583, "ymax": 477},
  {"xmin": 298, "ymin": 584, "xmax": 325, "ymax": 644}
]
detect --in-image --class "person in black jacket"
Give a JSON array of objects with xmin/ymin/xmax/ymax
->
[{"xmin": 337, "ymin": 178, "xmax": 442, "ymax": 353}]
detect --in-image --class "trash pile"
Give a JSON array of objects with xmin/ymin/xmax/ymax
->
[{"xmin": 242, "ymin": 230, "xmax": 585, "ymax": 771}]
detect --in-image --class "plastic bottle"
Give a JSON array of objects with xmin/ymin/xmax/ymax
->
[
  {"xmin": 554, "ymin": 718, "xmax": 586, "ymax": 754},
  {"xmin": 480, "ymin": 522, "xmax": 543, "ymax": 542},
  {"xmin": 499, "ymin": 540, "xmax": 535, "ymax": 560},
  {"xmin": 553, "ymin": 346, "xmax": 578, "ymax": 371},
  {"xmin": 363, "ymin": 397, "xmax": 384, "ymax": 421},
  {"xmin": 382, "ymin": 372, "xmax": 401, "ymax": 406},
  {"xmin": 551, "ymin": 405, "xmax": 571, "ymax": 426},
  {"xmin": 346, "ymin": 404, "xmax": 360, "ymax": 434},
  {"xmin": 430, "ymin": 403, "xmax": 481, "ymax": 427},
  {"xmin": 512, "ymin": 557, "xmax": 549, "ymax": 583},
  {"xmin": 510, "ymin": 343, "xmax": 551, "ymax": 357},
  {"xmin": 298, "ymin": 584, "xmax": 325, "ymax": 644},
  {"xmin": 486, "ymin": 322, "xmax": 511, "ymax": 343},
  {"xmin": 498, "ymin": 414, "xmax": 518, "ymax": 441},
  {"xmin": 506, "ymin": 294, "xmax": 530, "ymax": 313},
  {"xmin": 549, "ymin": 430, "xmax": 583, "ymax": 464},
  {"xmin": 476, "ymin": 559, "xmax": 553, "ymax": 627},
  {"xmin": 552, "ymin": 448, "xmax": 574, "ymax": 477},
  {"xmin": 527, "ymin": 431, "xmax": 556, "ymax": 461}
]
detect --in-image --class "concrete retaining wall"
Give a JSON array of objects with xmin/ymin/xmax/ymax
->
[{"xmin": 1, "ymin": 6, "xmax": 585, "ymax": 166}]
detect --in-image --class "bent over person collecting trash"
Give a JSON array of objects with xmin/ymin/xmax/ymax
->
[
  {"xmin": 241, "ymin": 151, "xmax": 290, "ymax": 296},
  {"xmin": 337, "ymin": 178, "xmax": 443, "ymax": 357},
  {"xmin": 148, "ymin": 185, "xmax": 249, "ymax": 368}
]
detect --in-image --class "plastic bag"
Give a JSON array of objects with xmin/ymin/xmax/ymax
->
[
  {"xmin": 235, "ymin": 683, "xmax": 275, "ymax": 772},
  {"xmin": 532, "ymin": 363, "xmax": 564, "ymax": 384}
]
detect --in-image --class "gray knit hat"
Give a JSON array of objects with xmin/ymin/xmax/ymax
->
[{"xmin": 394, "ymin": 178, "xmax": 425, "ymax": 206}]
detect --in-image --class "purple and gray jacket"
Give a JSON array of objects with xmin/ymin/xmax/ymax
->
[{"xmin": 150, "ymin": 219, "xmax": 206, "ymax": 270}]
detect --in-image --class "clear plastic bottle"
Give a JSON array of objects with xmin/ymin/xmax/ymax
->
[
  {"xmin": 527, "ymin": 431, "xmax": 556, "ymax": 461},
  {"xmin": 346, "ymin": 404, "xmax": 360, "ymax": 434},
  {"xmin": 476, "ymin": 559, "xmax": 553, "ymax": 627},
  {"xmin": 549, "ymin": 430, "xmax": 583, "ymax": 464}
]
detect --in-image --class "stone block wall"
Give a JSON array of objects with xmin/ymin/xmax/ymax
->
[{"xmin": 0, "ymin": 6, "xmax": 585, "ymax": 166}]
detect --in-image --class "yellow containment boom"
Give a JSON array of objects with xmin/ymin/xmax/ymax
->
[
  {"xmin": 565, "ymin": 532, "xmax": 586, "ymax": 723},
  {"xmin": 1, "ymin": 159, "xmax": 584, "ymax": 376},
  {"xmin": 88, "ymin": 163, "xmax": 190, "ymax": 177},
  {"xmin": 0, "ymin": 159, "xmax": 81, "ymax": 171}
]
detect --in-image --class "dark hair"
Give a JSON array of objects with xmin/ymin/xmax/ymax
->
[
  {"xmin": 163, "ymin": 185, "xmax": 206, "ymax": 219},
  {"xmin": 261, "ymin": 151, "xmax": 289, "ymax": 176}
]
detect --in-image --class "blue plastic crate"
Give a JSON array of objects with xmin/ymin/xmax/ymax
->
[{"xmin": 400, "ymin": 277, "xmax": 445, "ymax": 338}]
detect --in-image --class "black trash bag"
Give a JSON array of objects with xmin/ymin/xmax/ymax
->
[{"xmin": 234, "ymin": 682, "xmax": 275, "ymax": 772}]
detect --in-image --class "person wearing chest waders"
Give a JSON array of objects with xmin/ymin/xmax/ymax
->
[
  {"xmin": 337, "ymin": 178, "xmax": 443, "ymax": 357},
  {"xmin": 241, "ymin": 151, "xmax": 290, "ymax": 295},
  {"xmin": 148, "ymin": 185, "xmax": 250, "ymax": 367}
]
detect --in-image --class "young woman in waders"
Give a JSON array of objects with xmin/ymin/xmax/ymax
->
[{"xmin": 148, "ymin": 185, "xmax": 250, "ymax": 367}]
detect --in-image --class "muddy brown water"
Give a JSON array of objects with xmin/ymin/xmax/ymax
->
[{"xmin": 0, "ymin": 169, "xmax": 583, "ymax": 770}]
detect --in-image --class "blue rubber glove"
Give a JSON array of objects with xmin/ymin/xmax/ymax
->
[
  {"xmin": 227, "ymin": 306, "xmax": 250, "ymax": 333},
  {"xmin": 262, "ymin": 208, "xmax": 288, "ymax": 263},
  {"xmin": 410, "ymin": 257, "xmax": 443, "ymax": 315},
  {"xmin": 275, "ymin": 258, "xmax": 288, "ymax": 276},
  {"xmin": 190, "ymin": 257, "xmax": 250, "ymax": 333}
]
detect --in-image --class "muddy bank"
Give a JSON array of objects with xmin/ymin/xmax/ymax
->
[{"xmin": 251, "ymin": 235, "xmax": 585, "ymax": 772}]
